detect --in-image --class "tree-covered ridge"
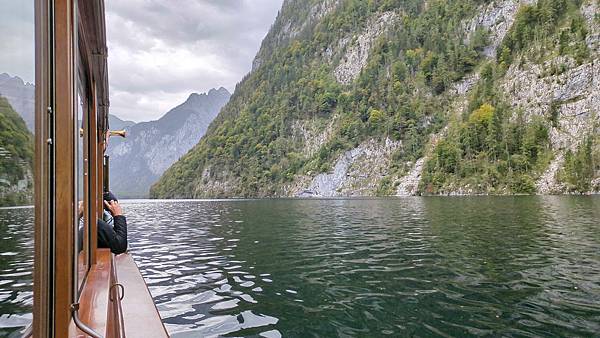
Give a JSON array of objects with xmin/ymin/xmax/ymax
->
[
  {"xmin": 152, "ymin": 0, "xmax": 487, "ymax": 198},
  {"xmin": 0, "ymin": 95, "xmax": 34, "ymax": 206},
  {"xmin": 152, "ymin": 0, "xmax": 598, "ymax": 198}
]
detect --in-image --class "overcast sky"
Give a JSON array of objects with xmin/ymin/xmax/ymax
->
[
  {"xmin": 0, "ymin": 0, "xmax": 34, "ymax": 84},
  {"xmin": 106, "ymin": 0, "xmax": 282, "ymax": 122},
  {"xmin": 0, "ymin": 0, "xmax": 282, "ymax": 122}
]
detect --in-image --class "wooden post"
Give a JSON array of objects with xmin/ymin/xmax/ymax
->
[
  {"xmin": 33, "ymin": 0, "xmax": 51, "ymax": 335},
  {"xmin": 53, "ymin": 0, "xmax": 76, "ymax": 335}
]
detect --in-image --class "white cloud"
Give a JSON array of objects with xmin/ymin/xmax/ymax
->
[
  {"xmin": 106, "ymin": 0, "xmax": 283, "ymax": 122},
  {"xmin": 0, "ymin": 0, "xmax": 282, "ymax": 122}
]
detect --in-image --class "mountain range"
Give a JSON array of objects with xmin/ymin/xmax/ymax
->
[
  {"xmin": 107, "ymin": 88, "xmax": 230, "ymax": 198},
  {"xmin": 0, "ymin": 71, "xmax": 230, "ymax": 200},
  {"xmin": 152, "ymin": 0, "xmax": 599, "ymax": 198}
]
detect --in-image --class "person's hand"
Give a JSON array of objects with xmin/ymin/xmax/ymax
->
[
  {"xmin": 78, "ymin": 201, "xmax": 84, "ymax": 218},
  {"xmin": 104, "ymin": 200, "xmax": 123, "ymax": 217}
]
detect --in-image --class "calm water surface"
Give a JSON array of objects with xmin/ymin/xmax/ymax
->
[{"xmin": 1, "ymin": 197, "xmax": 600, "ymax": 337}]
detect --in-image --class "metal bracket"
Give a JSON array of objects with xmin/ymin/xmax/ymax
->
[
  {"xmin": 109, "ymin": 283, "xmax": 125, "ymax": 302},
  {"xmin": 70, "ymin": 303, "xmax": 103, "ymax": 338}
]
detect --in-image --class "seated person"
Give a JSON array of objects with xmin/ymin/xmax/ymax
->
[
  {"xmin": 100, "ymin": 191, "xmax": 128, "ymax": 254},
  {"xmin": 78, "ymin": 191, "xmax": 128, "ymax": 255}
]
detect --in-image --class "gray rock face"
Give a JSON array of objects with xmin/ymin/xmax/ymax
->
[
  {"xmin": 500, "ymin": 56, "xmax": 599, "ymax": 192},
  {"xmin": 501, "ymin": 57, "xmax": 598, "ymax": 151},
  {"xmin": 107, "ymin": 88, "xmax": 230, "ymax": 198},
  {"xmin": 301, "ymin": 138, "xmax": 401, "ymax": 197},
  {"xmin": 334, "ymin": 11, "xmax": 398, "ymax": 84},
  {"xmin": 464, "ymin": 0, "xmax": 537, "ymax": 57},
  {"xmin": 395, "ymin": 119, "xmax": 455, "ymax": 197},
  {"xmin": 0, "ymin": 73, "xmax": 35, "ymax": 131},
  {"xmin": 396, "ymin": 158, "xmax": 426, "ymax": 196},
  {"xmin": 290, "ymin": 118, "xmax": 337, "ymax": 158},
  {"xmin": 581, "ymin": 0, "xmax": 599, "ymax": 52},
  {"xmin": 451, "ymin": 73, "xmax": 480, "ymax": 95}
]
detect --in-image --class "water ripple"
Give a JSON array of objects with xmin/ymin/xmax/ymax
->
[
  {"xmin": 1, "ymin": 197, "xmax": 599, "ymax": 337},
  {"xmin": 0, "ymin": 207, "xmax": 34, "ymax": 337},
  {"xmin": 118, "ymin": 197, "xmax": 600, "ymax": 337}
]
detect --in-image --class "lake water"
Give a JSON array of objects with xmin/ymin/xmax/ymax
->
[{"xmin": 1, "ymin": 197, "xmax": 599, "ymax": 337}]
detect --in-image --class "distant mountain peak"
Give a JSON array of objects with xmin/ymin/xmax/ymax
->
[
  {"xmin": 209, "ymin": 87, "xmax": 230, "ymax": 95},
  {"xmin": 0, "ymin": 73, "xmax": 33, "ymax": 87},
  {"xmin": 187, "ymin": 92, "xmax": 201, "ymax": 100},
  {"xmin": 0, "ymin": 72, "xmax": 35, "ymax": 131},
  {"xmin": 108, "ymin": 114, "xmax": 135, "ymax": 130},
  {"xmin": 186, "ymin": 87, "xmax": 231, "ymax": 104}
]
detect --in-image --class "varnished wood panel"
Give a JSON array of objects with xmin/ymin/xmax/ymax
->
[
  {"xmin": 53, "ymin": 0, "xmax": 76, "ymax": 336},
  {"xmin": 77, "ymin": 249, "xmax": 113, "ymax": 336},
  {"xmin": 33, "ymin": 0, "xmax": 50, "ymax": 335}
]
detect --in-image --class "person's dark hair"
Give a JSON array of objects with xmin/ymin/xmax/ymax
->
[{"xmin": 103, "ymin": 191, "xmax": 118, "ymax": 203}]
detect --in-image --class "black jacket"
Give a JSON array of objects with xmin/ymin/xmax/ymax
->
[
  {"xmin": 98, "ymin": 215, "xmax": 128, "ymax": 254},
  {"xmin": 78, "ymin": 215, "xmax": 128, "ymax": 255}
]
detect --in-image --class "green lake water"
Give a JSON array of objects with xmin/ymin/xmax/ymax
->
[{"xmin": 1, "ymin": 196, "xmax": 599, "ymax": 337}]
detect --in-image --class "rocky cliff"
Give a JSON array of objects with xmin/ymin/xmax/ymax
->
[
  {"xmin": 153, "ymin": 0, "xmax": 599, "ymax": 198},
  {"xmin": 0, "ymin": 96, "xmax": 33, "ymax": 206},
  {"xmin": 108, "ymin": 88, "xmax": 230, "ymax": 198}
]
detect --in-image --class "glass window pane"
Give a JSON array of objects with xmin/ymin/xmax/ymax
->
[{"xmin": 76, "ymin": 90, "xmax": 88, "ymax": 292}]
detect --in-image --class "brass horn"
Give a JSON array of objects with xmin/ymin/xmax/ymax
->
[
  {"xmin": 109, "ymin": 130, "xmax": 127, "ymax": 138},
  {"xmin": 80, "ymin": 129, "xmax": 127, "ymax": 138}
]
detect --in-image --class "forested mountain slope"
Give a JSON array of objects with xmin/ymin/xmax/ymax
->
[
  {"xmin": 152, "ymin": 0, "xmax": 599, "ymax": 198},
  {"xmin": 0, "ymin": 96, "xmax": 33, "ymax": 206}
]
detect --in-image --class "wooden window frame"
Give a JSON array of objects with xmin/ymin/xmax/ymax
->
[{"xmin": 34, "ymin": 0, "xmax": 107, "ymax": 336}]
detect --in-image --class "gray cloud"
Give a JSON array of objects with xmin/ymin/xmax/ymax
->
[
  {"xmin": 0, "ymin": 0, "xmax": 282, "ymax": 123},
  {"xmin": 106, "ymin": 0, "xmax": 283, "ymax": 122},
  {"xmin": 0, "ymin": 0, "xmax": 35, "ymax": 83}
]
